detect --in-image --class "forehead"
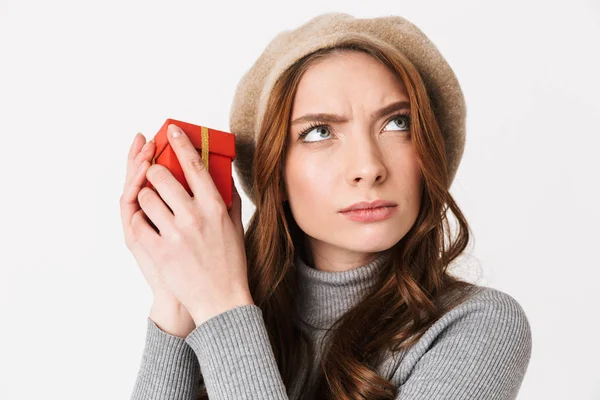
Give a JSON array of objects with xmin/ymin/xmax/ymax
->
[{"xmin": 290, "ymin": 51, "xmax": 408, "ymax": 116}]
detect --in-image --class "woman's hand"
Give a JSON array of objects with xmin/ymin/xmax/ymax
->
[
  {"xmin": 120, "ymin": 132, "xmax": 197, "ymax": 335},
  {"xmin": 125, "ymin": 123, "xmax": 253, "ymax": 327}
]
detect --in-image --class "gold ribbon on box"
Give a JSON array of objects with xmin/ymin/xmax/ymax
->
[
  {"xmin": 201, "ymin": 126, "xmax": 210, "ymax": 172},
  {"xmin": 150, "ymin": 126, "xmax": 210, "ymax": 172}
]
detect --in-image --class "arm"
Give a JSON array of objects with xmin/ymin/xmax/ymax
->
[
  {"xmin": 184, "ymin": 305, "xmax": 290, "ymax": 400},
  {"xmin": 130, "ymin": 301, "xmax": 205, "ymax": 400},
  {"xmin": 394, "ymin": 288, "xmax": 532, "ymax": 399},
  {"xmin": 181, "ymin": 289, "xmax": 531, "ymax": 400}
]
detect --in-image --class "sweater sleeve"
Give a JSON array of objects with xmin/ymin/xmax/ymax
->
[
  {"xmin": 184, "ymin": 304, "xmax": 290, "ymax": 400},
  {"xmin": 130, "ymin": 317, "xmax": 204, "ymax": 400},
  {"xmin": 394, "ymin": 288, "xmax": 533, "ymax": 400}
]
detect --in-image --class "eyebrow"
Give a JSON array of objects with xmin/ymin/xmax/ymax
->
[{"xmin": 290, "ymin": 100, "xmax": 410, "ymax": 126}]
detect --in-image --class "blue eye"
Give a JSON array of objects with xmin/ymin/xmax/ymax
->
[
  {"xmin": 297, "ymin": 124, "xmax": 333, "ymax": 143},
  {"xmin": 384, "ymin": 114, "xmax": 411, "ymax": 132},
  {"xmin": 297, "ymin": 113, "xmax": 411, "ymax": 145}
]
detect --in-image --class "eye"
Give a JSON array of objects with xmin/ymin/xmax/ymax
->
[
  {"xmin": 383, "ymin": 113, "xmax": 411, "ymax": 132},
  {"xmin": 297, "ymin": 123, "xmax": 333, "ymax": 144}
]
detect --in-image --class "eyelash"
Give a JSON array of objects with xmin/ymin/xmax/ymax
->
[{"xmin": 297, "ymin": 112, "xmax": 412, "ymax": 144}]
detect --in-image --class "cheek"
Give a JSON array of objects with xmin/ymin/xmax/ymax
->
[
  {"xmin": 284, "ymin": 151, "xmax": 340, "ymax": 231},
  {"xmin": 286, "ymin": 158, "xmax": 332, "ymax": 206},
  {"xmin": 385, "ymin": 146, "xmax": 422, "ymax": 202},
  {"xmin": 401, "ymin": 158, "xmax": 423, "ymax": 209}
]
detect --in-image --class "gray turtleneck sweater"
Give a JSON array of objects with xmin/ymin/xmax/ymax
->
[{"xmin": 130, "ymin": 251, "xmax": 532, "ymax": 399}]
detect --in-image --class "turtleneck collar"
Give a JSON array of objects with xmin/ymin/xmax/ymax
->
[{"xmin": 294, "ymin": 249, "xmax": 394, "ymax": 330}]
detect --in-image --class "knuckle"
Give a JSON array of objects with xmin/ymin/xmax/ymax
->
[
  {"xmin": 216, "ymin": 201, "xmax": 228, "ymax": 215},
  {"xmin": 180, "ymin": 213, "xmax": 202, "ymax": 230},
  {"xmin": 189, "ymin": 157, "xmax": 206, "ymax": 172},
  {"xmin": 148, "ymin": 165, "xmax": 169, "ymax": 184},
  {"xmin": 137, "ymin": 188, "xmax": 154, "ymax": 206},
  {"xmin": 207, "ymin": 200, "xmax": 227, "ymax": 218},
  {"xmin": 120, "ymin": 192, "xmax": 136, "ymax": 208},
  {"xmin": 167, "ymin": 230, "xmax": 184, "ymax": 247},
  {"xmin": 155, "ymin": 171, "xmax": 170, "ymax": 185}
]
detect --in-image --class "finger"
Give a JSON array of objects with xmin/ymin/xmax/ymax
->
[
  {"xmin": 137, "ymin": 186, "xmax": 177, "ymax": 236},
  {"xmin": 126, "ymin": 133, "xmax": 146, "ymax": 185},
  {"xmin": 132, "ymin": 140, "xmax": 155, "ymax": 180},
  {"xmin": 131, "ymin": 208, "xmax": 162, "ymax": 249},
  {"xmin": 120, "ymin": 160, "xmax": 151, "ymax": 234},
  {"xmin": 166, "ymin": 123, "xmax": 221, "ymax": 204},
  {"xmin": 125, "ymin": 133, "xmax": 155, "ymax": 190},
  {"xmin": 125, "ymin": 140, "xmax": 156, "ymax": 191},
  {"xmin": 145, "ymin": 163, "xmax": 194, "ymax": 217}
]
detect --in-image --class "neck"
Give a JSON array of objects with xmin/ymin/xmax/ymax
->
[{"xmin": 294, "ymin": 248, "xmax": 393, "ymax": 330}]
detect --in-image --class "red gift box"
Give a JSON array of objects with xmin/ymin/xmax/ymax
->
[{"xmin": 144, "ymin": 118, "xmax": 236, "ymax": 209}]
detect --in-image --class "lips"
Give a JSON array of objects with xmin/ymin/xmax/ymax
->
[
  {"xmin": 340, "ymin": 204, "xmax": 397, "ymax": 222},
  {"xmin": 339, "ymin": 199, "xmax": 397, "ymax": 213}
]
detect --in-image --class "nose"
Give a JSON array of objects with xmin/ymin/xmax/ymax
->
[{"xmin": 344, "ymin": 134, "xmax": 387, "ymax": 187}]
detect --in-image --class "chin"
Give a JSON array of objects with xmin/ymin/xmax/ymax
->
[
  {"xmin": 346, "ymin": 225, "xmax": 405, "ymax": 249},
  {"xmin": 344, "ymin": 237, "xmax": 398, "ymax": 253}
]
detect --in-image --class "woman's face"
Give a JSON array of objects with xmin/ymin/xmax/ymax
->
[{"xmin": 284, "ymin": 51, "xmax": 423, "ymax": 271}]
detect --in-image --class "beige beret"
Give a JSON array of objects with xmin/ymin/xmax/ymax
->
[{"xmin": 229, "ymin": 12, "xmax": 466, "ymax": 205}]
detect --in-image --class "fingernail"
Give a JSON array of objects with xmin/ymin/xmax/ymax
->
[{"xmin": 169, "ymin": 124, "xmax": 182, "ymax": 138}]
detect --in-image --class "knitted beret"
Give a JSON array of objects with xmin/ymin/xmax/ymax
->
[{"xmin": 228, "ymin": 12, "xmax": 467, "ymax": 205}]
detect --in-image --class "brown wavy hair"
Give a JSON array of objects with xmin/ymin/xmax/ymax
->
[{"xmin": 197, "ymin": 37, "xmax": 481, "ymax": 400}]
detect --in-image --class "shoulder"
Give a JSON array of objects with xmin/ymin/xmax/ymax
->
[
  {"xmin": 390, "ymin": 286, "xmax": 533, "ymax": 397},
  {"xmin": 453, "ymin": 284, "xmax": 529, "ymax": 314},
  {"xmin": 434, "ymin": 285, "xmax": 532, "ymax": 347},
  {"xmin": 395, "ymin": 285, "xmax": 533, "ymax": 374},
  {"xmin": 460, "ymin": 285, "xmax": 531, "ymax": 329},
  {"xmin": 421, "ymin": 284, "xmax": 533, "ymax": 374}
]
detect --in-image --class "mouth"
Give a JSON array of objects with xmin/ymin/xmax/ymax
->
[
  {"xmin": 339, "ymin": 199, "xmax": 398, "ymax": 213},
  {"xmin": 340, "ymin": 205, "xmax": 397, "ymax": 222}
]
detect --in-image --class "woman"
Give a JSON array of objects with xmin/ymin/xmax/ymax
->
[{"xmin": 124, "ymin": 12, "xmax": 532, "ymax": 400}]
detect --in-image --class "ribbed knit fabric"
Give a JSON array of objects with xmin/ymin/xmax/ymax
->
[{"xmin": 130, "ymin": 251, "xmax": 532, "ymax": 399}]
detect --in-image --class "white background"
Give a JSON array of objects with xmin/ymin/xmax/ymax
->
[{"xmin": 1, "ymin": 0, "xmax": 598, "ymax": 399}]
